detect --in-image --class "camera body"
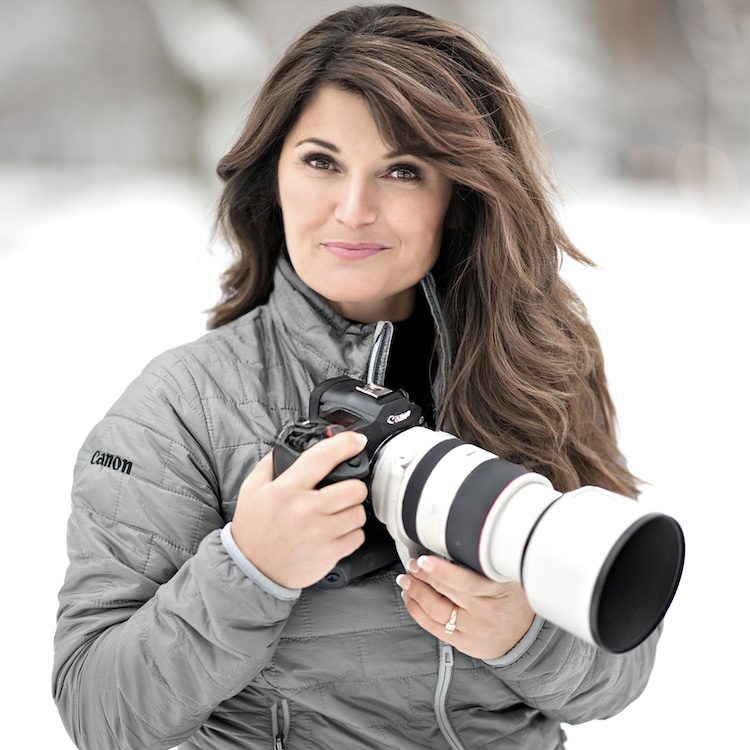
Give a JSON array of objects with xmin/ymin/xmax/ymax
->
[
  {"xmin": 273, "ymin": 377, "xmax": 424, "ymax": 587},
  {"xmin": 273, "ymin": 376, "xmax": 424, "ymax": 482},
  {"xmin": 273, "ymin": 377, "xmax": 685, "ymax": 653}
]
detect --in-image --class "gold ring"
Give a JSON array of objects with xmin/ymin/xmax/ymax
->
[{"xmin": 444, "ymin": 605, "xmax": 459, "ymax": 635}]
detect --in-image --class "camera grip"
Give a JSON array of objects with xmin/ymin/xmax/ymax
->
[{"xmin": 273, "ymin": 421, "xmax": 369, "ymax": 487}]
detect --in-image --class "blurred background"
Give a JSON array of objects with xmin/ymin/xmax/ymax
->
[{"xmin": 1, "ymin": 0, "xmax": 748, "ymax": 747}]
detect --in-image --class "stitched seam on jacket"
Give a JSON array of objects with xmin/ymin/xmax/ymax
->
[
  {"xmin": 189, "ymin": 501, "xmax": 208, "ymax": 554},
  {"xmin": 131, "ymin": 612, "xmax": 209, "ymax": 724},
  {"xmin": 284, "ymin": 332, "xmax": 357, "ymax": 373},
  {"xmin": 534, "ymin": 638, "xmax": 579, "ymax": 689},
  {"xmin": 141, "ymin": 536, "xmax": 155, "ymax": 577},
  {"xmin": 167, "ymin": 353, "xmax": 223, "ymax": 460},
  {"xmin": 117, "ymin": 471, "xmax": 216, "ymax": 511},
  {"xmin": 155, "ymin": 610, "xmax": 236, "ymax": 693},
  {"xmin": 75, "ymin": 507, "xmax": 200, "ymax": 556},
  {"xmin": 210, "ymin": 439, "xmax": 272, "ymax": 453},
  {"xmin": 101, "ymin": 413, "xmax": 214, "ymax": 477},
  {"xmin": 147, "ymin": 358, "xmax": 206, "ymax": 420},
  {"xmin": 199, "ymin": 395, "xmax": 299, "ymax": 410}
]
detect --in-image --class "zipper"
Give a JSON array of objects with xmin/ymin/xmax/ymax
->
[
  {"xmin": 270, "ymin": 699, "xmax": 290, "ymax": 749},
  {"xmin": 434, "ymin": 642, "xmax": 468, "ymax": 750},
  {"xmin": 366, "ymin": 320, "xmax": 394, "ymax": 384}
]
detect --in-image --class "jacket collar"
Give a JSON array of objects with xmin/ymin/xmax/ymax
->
[
  {"xmin": 272, "ymin": 255, "xmax": 378, "ymax": 337},
  {"xmin": 267, "ymin": 255, "xmax": 453, "ymax": 408},
  {"xmin": 267, "ymin": 256, "xmax": 378, "ymax": 382}
]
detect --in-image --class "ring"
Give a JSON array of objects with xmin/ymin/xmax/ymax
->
[{"xmin": 444, "ymin": 605, "xmax": 459, "ymax": 635}]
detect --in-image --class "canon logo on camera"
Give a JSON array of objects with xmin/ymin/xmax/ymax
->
[{"xmin": 387, "ymin": 410, "xmax": 412, "ymax": 424}]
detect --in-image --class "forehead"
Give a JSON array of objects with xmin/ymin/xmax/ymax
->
[{"xmin": 286, "ymin": 86, "xmax": 393, "ymax": 149}]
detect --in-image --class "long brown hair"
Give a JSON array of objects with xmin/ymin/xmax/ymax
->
[{"xmin": 211, "ymin": 4, "xmax": 639, "ymax": 497}]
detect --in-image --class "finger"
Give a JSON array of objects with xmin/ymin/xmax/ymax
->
[
  {"xmin": 332, "ymin": 526, "xmax": 366, "ymax": 559},
  {"xmin": 327, "ymin": 498, "xmax": 368, "ymax": 535},
  {"xmin": 400, "ymin": 589, "xmax": 457, "ymax": 642},
  {"xmin": 317, "ymin": 478, "xmax": 369, "ymax": 513},
  {"xmin": 407, "ymin": 555, "xmax": 501, "ymax": 605},
  {"xmin": 276, "ymin": 431, "xmax": 368, "ymax": 489},
  {"xmin": 396, "ymin": 573, "xmax": 455, "ymax": 626},
  {"xmin": 238, "ymin": 450, "xmax": 275, "ymax": 495}
]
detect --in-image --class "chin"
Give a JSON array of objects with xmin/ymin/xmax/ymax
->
[{"xmin": 316, "ymin": 280, "xmax": 386, "ymax": 306}]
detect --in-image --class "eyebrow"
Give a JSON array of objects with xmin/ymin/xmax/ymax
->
[{"xmin": 294, "ymin": 137, "xmax": 412, "ymax": 160}]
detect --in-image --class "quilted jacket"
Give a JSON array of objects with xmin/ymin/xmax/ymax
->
[{"xmin": 53, "ymin": 256, "xmax": 661, "ymax": 750}]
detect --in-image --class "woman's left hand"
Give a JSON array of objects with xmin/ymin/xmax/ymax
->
[{"xmin": 396, "ymin": 555, "xmax": 536, "ymax": 661}]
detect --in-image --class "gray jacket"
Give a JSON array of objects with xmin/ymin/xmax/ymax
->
[{"xmin": 53, "ymin": 257, "xmax": 660, "ymax": 750}]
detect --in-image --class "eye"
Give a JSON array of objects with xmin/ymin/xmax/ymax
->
[
  {"xmin": 386, "ymin": 163, "xmax": 423, "ymax": 181},
  {"xmin": 302, "ymin": 152, "xmax": 337, "ymax": 171}
]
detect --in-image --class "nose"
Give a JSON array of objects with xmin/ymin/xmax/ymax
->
[{"xmin": 334, "ymin": 175, "xmax": 377, "ymax": 228}]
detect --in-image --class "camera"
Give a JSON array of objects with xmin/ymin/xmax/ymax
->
[
  {"xmin": 274, "ymin": 377, "xmax": 685, "ymax": 654},
  {"xmin": 273, "ymin": 377, "xmax": 422, "ymax": 588}
]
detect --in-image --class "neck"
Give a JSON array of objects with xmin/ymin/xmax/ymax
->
[{"xmin": 329, "ymin": 286, "xmax": 417, "ymax": 323}]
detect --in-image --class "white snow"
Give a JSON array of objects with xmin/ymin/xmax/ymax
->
[{"xmin": 1, "ymin": 168, "xmax": 746, "ymax": 748}]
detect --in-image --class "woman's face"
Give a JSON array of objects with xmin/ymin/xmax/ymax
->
[{"xmin": 277, "ymin": 86, "xmax": 453, "ymax": 323}]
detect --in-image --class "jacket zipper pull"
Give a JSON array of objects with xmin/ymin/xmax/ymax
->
[{"xmin": 271, "ymin": 699, "xmax": 288, "ymax": 749}]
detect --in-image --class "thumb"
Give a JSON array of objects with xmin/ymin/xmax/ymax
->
[{"xmin": 239, "ymin": 450, "xmax": 276, "ymax": 495}]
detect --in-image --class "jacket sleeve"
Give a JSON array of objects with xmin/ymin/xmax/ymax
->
[
  {"xmin": 482, "ymin": 615, "xmax": 662, "ymax": 724},
  {"xmin": 52, "ymin": 352, "xmax": 298, "ymax": 750}
]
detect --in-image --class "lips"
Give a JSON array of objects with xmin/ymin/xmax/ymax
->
[{"xmin": 322, "ymin": 241, "xmax": 389, "ymax": 260}]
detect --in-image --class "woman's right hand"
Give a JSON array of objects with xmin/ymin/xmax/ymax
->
[{"xmin": 230, "ymin": 431, "xmax": 369, "ymax": 589}]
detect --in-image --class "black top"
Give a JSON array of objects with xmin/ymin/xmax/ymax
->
[{"xmin": 384, "ymin": 291, "xmax": 436, "ymax": 428}]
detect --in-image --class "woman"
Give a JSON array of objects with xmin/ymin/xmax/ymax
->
[{"xmin": 53, "ymin": 5, "xmax": 658, "ymax": 749}]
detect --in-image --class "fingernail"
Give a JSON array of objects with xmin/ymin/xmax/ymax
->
[
  {"xmin": 406, "ymin": 558, "xmax": 419, "ymax": 574},
  {"xmin": 354, "ymin": 432, "xmax": 368, "ymax": 446},
  {"xmin": 395, "ymin": 574, "xmax": 409, "ymax": 591},
  {"xmin": 417, "ymin": 555, "xmax": 434, "ymax": 572}
]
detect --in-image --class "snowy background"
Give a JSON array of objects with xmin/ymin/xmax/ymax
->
[{"xmin": 1, "ymin": 1, "xmax": 748, "ymax": 747}]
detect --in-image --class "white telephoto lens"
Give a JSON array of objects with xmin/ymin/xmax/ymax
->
[
  {"xmin": 413, "ymin": 442, "xmax": 498, "ymax": 558},
  {"xmin": 369, "ymin": 427, "xmax": 451, "ymax": 564},
  {"xmin": 480, "ymin": 473, "xmax": 561, "ymax": 582},
  {"xmin": 521, "ymin": 487, "xmax": 684, "ymax": 652},
  {"xmin": 370, "ymin": 426, "xmax": 684, "ymax": 653}
]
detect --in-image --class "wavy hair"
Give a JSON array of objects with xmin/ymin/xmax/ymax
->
[{"xmin": 211, "ymin": 4, "xmax": 639, "ymax": 497}]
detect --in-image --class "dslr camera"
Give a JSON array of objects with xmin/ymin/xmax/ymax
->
[{"xmin": 274, "ymin": 376, "xmax": 685, "ymax": 654}]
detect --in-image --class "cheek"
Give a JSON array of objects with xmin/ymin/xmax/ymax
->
[
  {"xmin": 407, "ymin": 198, "xmax": 450, "ymax": 250},
  {"xmin": 278, "ymin": 181, "xmax": 298, "ymax": 228},
  {"xmin": 278, "ymin": 169, "xmax": 315, "ymax": 231},
  {"xmin": 282, "ymin": 188, "xmax": 332, "ymax": 247}
]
